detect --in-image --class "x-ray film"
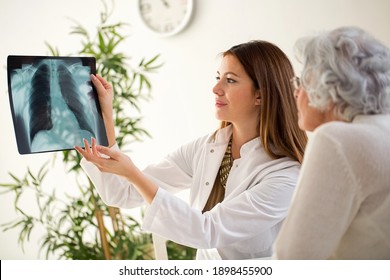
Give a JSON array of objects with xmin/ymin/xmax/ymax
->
[{"xmin": 7, "ymin": 55, "xmax": 108, "ymax": 154}]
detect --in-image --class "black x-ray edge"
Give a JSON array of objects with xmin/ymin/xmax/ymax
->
[{"xmin": 7, "ymin": 55, "xmax": 108, "ymax": 154}]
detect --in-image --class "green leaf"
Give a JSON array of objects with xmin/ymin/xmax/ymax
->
[
  {"xmin": 143, "ymin": 54, "xmax": 162, "ymax": 68},
  {"xmin": 44, "ymin": 42, "xmax": 60, "ymax": 56},
  {"xmin": 0, "ymin": 0, "xmax": 187, "ymax": 261},
  {"xmin": 8, "ymin": 172, "xmax": 21, "ymax": 184}
]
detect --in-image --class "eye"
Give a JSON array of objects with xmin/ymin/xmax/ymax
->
[
  {"xmin": 227, "ymin": 78, "xmax": 236, "ymax": 83},
  {"xmin": 215, "ymin": 76, "xmax": 221, "ymax": 81}
]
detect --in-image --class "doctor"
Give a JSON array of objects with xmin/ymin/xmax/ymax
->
[{"xmin": 75, "ymin": 40, "xmax": 308, "ymax": 260}]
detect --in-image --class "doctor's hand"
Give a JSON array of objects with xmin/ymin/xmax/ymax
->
[
  {"xmin": 75, "ymin": 138, "xmax": 158, "ymax": 204},
  {"xmin": 91, "ymin": 74, "xmax": 113, "ymax": 116},
  {"xmin": 90, "ymin": 74, "xmax": 116, "ymax": 147},
  {"xmin": 76, "ymin": 138, "xmax": 138, "ymax": 181}
]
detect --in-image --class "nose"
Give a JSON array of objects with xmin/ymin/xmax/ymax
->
[{"xmin": 213, "ymin": 80, "xmax": 224, "ymax": 96}]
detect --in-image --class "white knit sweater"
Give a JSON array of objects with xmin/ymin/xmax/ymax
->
[{"xmin": 274, "ymin": 114, "xmax": 390, "ymax": 259}]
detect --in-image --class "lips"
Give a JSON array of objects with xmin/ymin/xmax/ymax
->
[{"xmin": 215, "ymin": 100, "xmax": 227, "ymax": 107}]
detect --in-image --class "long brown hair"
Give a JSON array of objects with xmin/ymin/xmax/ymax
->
[{"xmin": 220, "ymin": 40, "xmax": 307, "ymax": 163}]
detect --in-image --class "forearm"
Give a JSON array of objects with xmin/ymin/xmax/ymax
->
[
  {"xmin": 80, "ymin": 157, "xmax": 145, "ymax": 208},
  {"xmin": 102, "ymin": 111, "xmax": 116, "ymax": 147},
  {"xmin": 125, "ymin": 167, "xmax": 158, "ymax": 205}
]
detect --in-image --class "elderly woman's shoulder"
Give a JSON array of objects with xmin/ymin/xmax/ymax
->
[{"xmin": 312, "ymin": 114, "xmax": 390, "ymax": 145}]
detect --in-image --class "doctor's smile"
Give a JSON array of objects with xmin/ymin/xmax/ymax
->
[{"xmin": 215, "ymin": 100, "xmax": 227, "ymax": 108}]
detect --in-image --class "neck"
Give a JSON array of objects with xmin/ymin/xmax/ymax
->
[
  {"xmin": 230, "ymin": 124, "xmax": 259, "ymax": 159},
  {"xmin": 313, "ymin": 106, "xmax": 345, "ymax": 131}
]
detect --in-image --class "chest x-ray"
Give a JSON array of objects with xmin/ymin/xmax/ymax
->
[{"xmin": 7, "ymin": 56, "xmax": 108, "ymax": 154}]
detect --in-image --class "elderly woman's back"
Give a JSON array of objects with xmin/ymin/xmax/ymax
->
[{"xmin": 273, "ymin": 26, "xmax": 390, "ymax": 259}]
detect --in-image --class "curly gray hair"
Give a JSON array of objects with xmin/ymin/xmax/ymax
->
[{"xmin": 295, "ymin": 26, "xmax": 390, "ymax": 121}]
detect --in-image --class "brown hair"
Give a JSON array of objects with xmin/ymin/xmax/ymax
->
[{"xmin": 221, "ymin": 40, "xmax": 307, "ymax": 163}]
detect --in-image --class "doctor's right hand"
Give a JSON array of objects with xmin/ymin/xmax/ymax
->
[
  {"xmin": 91, "ymin": 74, "xmax": 113, "ymax": 117},
  {"xmin": 91, "ymin": 74, "xmax": 116, "ymax": 147}
]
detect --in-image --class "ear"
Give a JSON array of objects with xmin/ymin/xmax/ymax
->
[{"xmin": 254, "ymin": 90, "xmax": 261, "ymax": 105}]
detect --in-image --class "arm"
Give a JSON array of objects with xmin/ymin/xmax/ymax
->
[
  {"xmin": 80, "ymin": 75, "xmax": 200, "ymax": 207},
  {"xmin": 79, "ymin": 144, "xmax": 144, "ymax": 208},
  {"xmin": 77, "ymin": 134, "xmax": 199, "ymax": 207},
  {"xmin": 273, "ymin": 131, "xmax": 361, "ymax": 259},
  {"xmin": 76, "ymin": 138, "xmax": 158, "ymax": 204},
  {"xmin": 142, "ymin": 169, "xmax": 297, "ymax": 249},
  {"xmin": 77, "ymin": 137, "xmax": 297, "ymax": 250}
]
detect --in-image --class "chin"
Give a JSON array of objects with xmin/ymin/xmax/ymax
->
[
  {"xmin": 214, "ymin": 113, "xmax": 226, "ymax": 121},
  {"xmin": 300, "ymin": 122, "xmax": 316, "ymax": 132}
]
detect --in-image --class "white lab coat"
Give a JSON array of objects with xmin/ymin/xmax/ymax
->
[{"xmin": 81, "ymin": 125, "xmax": 301, "ymax": 259}]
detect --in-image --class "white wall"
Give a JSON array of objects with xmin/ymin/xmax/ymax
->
[{"xmin": 1, "ymin": 0, "xmax": 389, "ymax": 259}]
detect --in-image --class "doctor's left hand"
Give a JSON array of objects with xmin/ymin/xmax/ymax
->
[
  {"xmin": 75, "ymin": 138, "xmax": 140, "ymax": 182},
  {"xmin": 76, "ymin": 138, "xmax": 158, "ymax": 204}
]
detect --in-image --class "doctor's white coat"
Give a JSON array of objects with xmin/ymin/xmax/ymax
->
[{"xmin": 81, "ymin": 126, "xmax": 300, "ymax": 259}]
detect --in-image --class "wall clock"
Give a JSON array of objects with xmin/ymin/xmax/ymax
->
[{"xmin": 138, "ymin": 0, "xmax": 194, "ymax": 37}]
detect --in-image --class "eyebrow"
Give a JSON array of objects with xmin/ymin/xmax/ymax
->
[{"xmin": 217, "ymin": 71, "xmax": 239, "ymax": 77}]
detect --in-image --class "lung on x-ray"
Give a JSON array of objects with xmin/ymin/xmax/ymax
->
[{"xmin": 7, "ymin": 55, "xmax": 108, "ymax": 154}]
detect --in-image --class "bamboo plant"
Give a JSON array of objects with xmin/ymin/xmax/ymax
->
[{"xmin": 0, "ymin": 1, "xmax": 195, "ymax": 260}]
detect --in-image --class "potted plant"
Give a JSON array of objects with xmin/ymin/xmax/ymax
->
[{"xmin": 0, "ymin": 1, "xmax": 195, "ymax": 260}]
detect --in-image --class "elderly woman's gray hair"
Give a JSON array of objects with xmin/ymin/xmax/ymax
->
[{"xmin": 295, "ymin": 26, "xmax": 390, "ymax": 121}]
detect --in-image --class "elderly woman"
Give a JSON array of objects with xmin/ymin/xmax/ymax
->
[{"xmin": 274, "ymin": 26, "xmax": 390, "ymax": 259}]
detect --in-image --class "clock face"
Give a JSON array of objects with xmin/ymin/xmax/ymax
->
[{"xmin": 139, "ymin": 0, "xmax": 193, "ymax": 36}]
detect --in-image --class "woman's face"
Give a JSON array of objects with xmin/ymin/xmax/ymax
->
[
  {"xmin": 294, "ymin": 86, "xmax": 335, "ymax": 132},
  {"xmin": 213, "ymin": 54, "xmax": 261, "ymax": 126}
]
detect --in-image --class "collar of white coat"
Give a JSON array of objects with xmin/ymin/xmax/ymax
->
[{"xmin": 212, "ymin": 125, "xmax": 261, "ymax": 157}]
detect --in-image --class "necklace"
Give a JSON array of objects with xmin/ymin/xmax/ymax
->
[{"xmin": 219, "ymin": 137, "xmax": 233, "ymax": 188}]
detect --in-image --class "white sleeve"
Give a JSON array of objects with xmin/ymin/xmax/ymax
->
[
  {"xmin": 142, "ymin": 168, "xmax": 297, "ymax": 249},
  {"xmin": 80, "ymin": 137, "xmax": 201, "ymax": 209},
  {"xmin": 80, "ymin": 143, "xmax": 144, "ymax": 208},
  {"xmin": 273, "ymin": 131, "xmax": 361, "ymax": 259}
]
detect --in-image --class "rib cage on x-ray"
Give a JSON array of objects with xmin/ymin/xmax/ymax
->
[
  {"xmin": 8, "ymin": 55, "xmax": 108, "ymax": 154},
  {"xmin": 27, "ymin": 61, "xmax": 96, "ymax": 147},
  {"xmin": 29, "ymin": 63, "xmax": 53, "ymax": 142}
]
